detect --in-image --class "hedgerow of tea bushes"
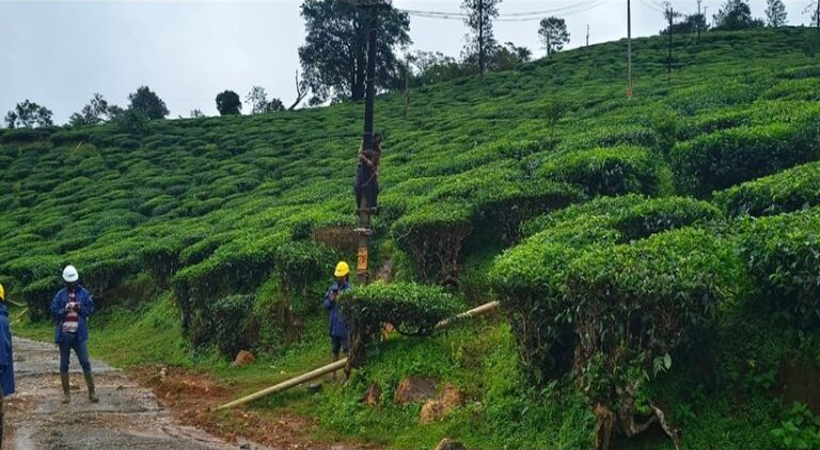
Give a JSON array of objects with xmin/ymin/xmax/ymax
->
[
  {"xmin": 566, "ymin": 228, "xmax": 742, "ymax": 450},
  {"xmin": 391, "ymin": 204, "xmax": 473, "ymax": 284},
  {"xmin": 340, "ymin": 282, "xmax": 460, "ymax": 367},
  {"xmin": 209, "ymin": 294, "xmax": 255, "ymax": 357},
  {"xmin": 494, "ymin": 195, "xmax": 722, "ymax": 386},
  {"xmin": 738, "ymin": 209, "xmax": 820, "ymax": 329},
  {"xmin": 536, "ymin": 146, "xmax": 663, "ymax": 197},
  {"xmin": 715, "ymin": 161, "xmax": 820, "ymax": 217},
  {"xmin": 672, "ymin": 122, "xmax": 820, "ymax": 196}
]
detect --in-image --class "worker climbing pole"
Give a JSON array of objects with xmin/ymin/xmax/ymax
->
[{"xmin": 355, "ymin": 0, "xmax": 380, "ymax": 286}]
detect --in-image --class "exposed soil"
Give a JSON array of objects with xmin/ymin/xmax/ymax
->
[{"xmin": 5, "ymin": 338, "xmax": 370, "ymax": 450}]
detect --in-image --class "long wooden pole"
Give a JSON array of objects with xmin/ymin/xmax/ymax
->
[
  {"xmin": 214, "ymin": 359, "xmax": 347, "ymax": 411},
  {"xmin": 435, "ymin": 301, "xmax": 499, "ymax": 330},
  {"xmin": 215, "ymin": 301, "xmax": 501, "ymax": 410}
]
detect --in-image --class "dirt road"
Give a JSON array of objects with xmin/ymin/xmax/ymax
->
[{"xmin": 3, "ymin": 337, "xmax": 269, "ymax": 450}]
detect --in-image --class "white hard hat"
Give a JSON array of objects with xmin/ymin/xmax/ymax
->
[{"xmin": 62, "ymin": 265, "xmax": 79, "ymax": 283}]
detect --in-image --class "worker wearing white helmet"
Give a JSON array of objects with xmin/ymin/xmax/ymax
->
[{"xmin": 50, "ymin": 265, "xmax": 98, "ymax": 404}]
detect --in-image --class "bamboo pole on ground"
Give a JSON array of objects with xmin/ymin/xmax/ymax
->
[
  {"xmin": 215, "ymin": 300, "xmax": 501, "ymax": 410},
  {"xmin": 214, "ymin": 359, "xmax": 347, "ymax": 411}
]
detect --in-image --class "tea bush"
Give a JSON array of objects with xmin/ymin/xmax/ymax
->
[
  {"xmin": 567, "ymin": 228, "xmax": 742, "ymax": 449},
  {"xmin": 537, "ymin": 146, "xmax": 663, "ymax": 197},
  {"xmin": 671, "ymin": 122, "xmax": 820, "ymax": 196},
  {"xmin": 714, "ymin": 161, "xmax": 820, "ymax": 217},
  {"xmin": 340, "ymin": 282, "xmax": 460, "ymax": 366},
  {"xmin": 738, "ymin": 209, "xmax": 820, "ymax": 329}
]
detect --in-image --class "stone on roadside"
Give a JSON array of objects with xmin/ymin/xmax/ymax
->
[
  {"xmin": 361, "ymin": 382, "xmax": 382, "ymax": 407},
  {"xmin": 434, "ymin": 438, "xmax": 468, "ymax": 450},
  {"xmin": 393, "ymin": 376, "xmax": 437, "ymax": 405},
  {"xmin": 419, "ymin": 384, "xmax": 465, "ymax": 424},
  {"xmin": 233, "ymin": 350, "xmax": 255, "ymax": 367}
]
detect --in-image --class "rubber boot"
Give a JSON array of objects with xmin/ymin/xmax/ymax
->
[
  {"xmin": 84, "ymin": 372, "xmax": 99, "ymax": 403},
  {"xmin": 60, "ymin": 373, "xmax": 70, "ymax": 404}
]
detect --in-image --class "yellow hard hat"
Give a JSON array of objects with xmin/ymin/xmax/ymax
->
[
  {"xmin": 334, "ymin": 261, "xmax": 350, "ymax": 278},
  {"xmin": 0, "ymin": 284, "xmax": 5, "ymax": 301}
]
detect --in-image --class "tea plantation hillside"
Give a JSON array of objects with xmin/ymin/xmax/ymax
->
[{"xmin": 4, "ymin": 28, "xmax": 820, "ymax": 449}]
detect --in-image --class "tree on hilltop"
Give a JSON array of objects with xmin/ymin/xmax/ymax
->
[
  {"xmin": 246, "ymin": 86, "xmax": 285, "ymax": 114},
  {"xmin": 538, "ymin": 17, "xmax": 570, "ymax": 58},
  {"xmin": 461, "ymin": 0, "xmax": 502, "ymax": 77},
  {"xmin": 216, "ymin": 90, "xmax": 242, "ymax": 116},
  {"xmin": 765, "ymin": 0, "xmax": 787, "ymax": 27},
  {"xmin": 714, "ymin": 0, "xmax": 764, "ymax": 30},
  {"xmin": 128, "ymin": 86, "xmax": 169, "ymax": 120},
  {"xmin": 298, "ymin": 0, "xmax": 410, "ymax": 104},
  {"xmin": 4, "ymin": 100, "xmax": 53, "ymax": 128},
  {"xmin": 69, "ymin": 93, "xmax": 121, "ymax": 126}
]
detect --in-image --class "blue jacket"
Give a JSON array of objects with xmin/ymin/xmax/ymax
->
[
  {"xmin": 50, "ymin": 285, "xmax": 95, "ymax": 344},
  {"xmin": 323, "ymin": 281, "xmax": 350, "ymax": 338},
  {"xmin": 0, "ymin": 303, "xmax": 14, "ymax": 396}
]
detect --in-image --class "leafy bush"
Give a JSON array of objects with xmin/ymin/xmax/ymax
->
[
  {"xmin": 738, "ymin": 209, "xmax": 820, "ymax": 328},
  {"xmin": 208, "ymin": 294, "xmax": 255, "ymax": 358},
  {"xmin": 340, "ymin": 282, "xmax": 460, "ymax": 367},
  {"xmin": 671, "ymin": 122, "xmax": 820, "ymax": 196},
  {"xmin": 537, "ymin": 146, "xmax": 663, "ymax": 197},
  {"xmin": 566, "ymin": 228, "xmax": 741, "ymax": 450},
  {"xmin": 391, "ymin": 205, "xmax": 473, "ymax": 283},
  {"xmin": 771, "ymin": 402, "xmax": 820, "ymax": 450},
  {"xmin": 715, "ymin": 161, "xmax": 820, "ymax": 217}
]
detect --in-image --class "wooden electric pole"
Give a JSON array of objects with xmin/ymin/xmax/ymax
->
[
  {"xmin": 697, "ymin": 0, "xmax": 702, "ymax": 42},
  {"xmin": 356, "ymin": 2, "xmax": 380, "ymax": 286},
  {"xmin": 667, "ymin": 5, "xmax": 674, "ymax": 79},
  {"xmin": 586, "ymin": 24, "xmax": 590, "ymax": 48},
  {"xmin": 478, "ymin": 0, "xmax": 485, "ymax": 77},
  {"xmin": 627, "ymin": 0, "xmax": 633, "ymax": 98}
]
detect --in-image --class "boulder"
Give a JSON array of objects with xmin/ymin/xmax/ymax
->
[
  {"xmin": 419, "ymin": 384, "xmax": 465, "ymax": 424},
  {"xmin": 434, "ymin": 438, "xmax": 468, "ymax": 450},
  {"xmin": 233, "ymin": 350, "xmax": 255, "ymax": 367},
  {"xmin": 394, "ymin": 376, "xmax": 437, "ymax": 405},
  {"xmin": 361, "ymin": 382, "xmax": 382, "ymax": 408}
]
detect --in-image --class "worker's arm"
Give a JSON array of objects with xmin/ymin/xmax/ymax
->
[
  {"xmin": 78, "ymin": 290, "xmax": 95, "ymax": 318},
  {"xmin": 323, "ymin": 288, "xmax": 337, "ymax": 311},
  {"xmin": 0, "ymin": 318, "xmax": 8, "ymax": 376},
  {"xmin": 50, "ymin": 292, "xmax": 67, "ymax": 319}
]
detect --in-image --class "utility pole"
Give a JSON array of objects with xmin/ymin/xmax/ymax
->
[
  {"xmin": 667, "ymin": 4, "xmax": 674, "ymax": 79},
  {"xmin": 627, "ymin": 0, "xmax": 633, "ymax": 98},
  {"xmin": 356, "ymin": 2, "xmax": 379, "ymax": 286},
  {"xmin": 586, "ymin": 24, "xmax": 590, "ymax": 48},
  {"xmin": 404, "ymin": 63, "xmax": 410, "ymax": 119},
  {"xmin": 697, "ymin": 0, "xmax": 702, "ymax": 41},
  {"xmin": 546, "ymin": 28, "xmax": 551, "ymax": 58},
  {"xmin": 478, "ymin": 0, "xmax": 485, "ymax": 77}
]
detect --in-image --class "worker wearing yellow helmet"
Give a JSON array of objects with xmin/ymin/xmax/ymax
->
[
  {"xmin": 0, "ymin": 283, "xmax": 16, "ymax": 445},
  {"xmin": 323, "ymin": 261, "xmax": 351, "ymax": 380}
]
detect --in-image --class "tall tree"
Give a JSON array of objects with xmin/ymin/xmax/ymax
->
[
  {"xmin": 765, "ymin": 0, "xmax": 787, "ymax": 27},
  {"xmin": 246, "ymin": 86, "xmax": 270, "ymax": 114},
  {"xmin": 190, "ymin": 109, "xmax": 205, "ymax": 119},
  {"xmin": 298, "ymin": 0, "xmax": 410, "ymax": 103},
  {"xmin": 4, "ymin": 100, "xmax": 53, "ymax": 128},
  {"xmin": 215, "ymin": 90, "xmax": 242, "ymax": 116},
  {"xmin": 664, "ymin": 13, "xmax": 709, "ymax": 35},
  {"xmin": 461, "ymin": 0, "xmax": 501, "ymax": 77},
  {"xmin": 714, "ymin": 0, "xmax": 764, "ymax": 30},
  {"xmin": 538, "ymin": 17, "xmax": 570, "ymax": 58},
  {"xmin": 806, "ymin": 1, "xmax": 820, "ymax": 30},
  {"xmin": 69, "ymin": 93, "xmax": 113, "ymax": 126},
  {"xmin": 128, "ymin": 86, "xmax": 169, "ymax": 120}
]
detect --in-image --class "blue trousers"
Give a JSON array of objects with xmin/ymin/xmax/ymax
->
[{"xmin": 59, "ymin": 333, "xmax": 92, "ymax": 374}]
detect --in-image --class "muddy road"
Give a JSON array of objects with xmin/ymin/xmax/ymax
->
[{"xmin": 4, "ymin": 337, "xmax": 270, "ymax": 450}]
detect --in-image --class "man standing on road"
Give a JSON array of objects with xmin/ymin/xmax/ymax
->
[
  {"xmin": 50, "ymin": 265, "xmax": 98, "ymax": 404},
  {"xmin": 323, "ymin": 261, "xmax": 351, "ymax": 380},
  {"xmin": 0, "ymin": 283, "xmax": 15, "ymax": 446}
]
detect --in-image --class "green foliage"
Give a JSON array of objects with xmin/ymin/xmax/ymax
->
[
  {"xmin": 738, "ymin": 209, "xmax": 820, "ymax": 328},
  {"xmin": 567, "ymin": 228, "xmax": 742, "ymax": 448},
  {"xmin": 340, "ymin": 282, "xmax": 460, "ymax": 365},
  {"xmin": 209, "ymin": 294, "xmax": 254, "ymax": 357},
  {"xmin": 671, "ymin": 122, "xmax": 820, "ymax": 196},
  {"xmin": 771, "ymin": 403, "xmax": 820, "ymax": 450},
  {"xmin": 715, "ymin": 161, "xmax": 820, "ymax": 217},
  {"xmin": 537, "ymin": 146, "xmax": 664, "ymax": 197}
]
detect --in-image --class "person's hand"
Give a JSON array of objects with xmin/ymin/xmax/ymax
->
[{"xmin": 74, "ymin": 303, "xmax": 81, "ymax": 313}]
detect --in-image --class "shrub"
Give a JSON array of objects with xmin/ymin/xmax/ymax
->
[
  {"xmin": 714, "ymin": 161, "xmax": 820, "ymax": 217},
  {"xmin": 340, "ymin": 282, "xmax": 460, "ymax": 367},
  {"xmin": 738, "ymin": 209, "xmax": 820, "ymax": 329},
  {"xmin": 537, "ymin": 146, "xmax": 663, "ymax": 197},
  {"xmin": 391, "ymin": 205, "xmax": 473, "ymax": 284},
  {"xmin": 208, "ymin": 294, "xmax": 255, "ymax": 358},
  {"xmin": 671, "ymin": 123, "xmax": 820, "ymax": 196},
  {"xmin": 566, "ymin": 228, "xmax": 741, "ymax": 450},
  {"xmin": 20, "ymin": 278, "xmax": 62, "ymax": 321}
]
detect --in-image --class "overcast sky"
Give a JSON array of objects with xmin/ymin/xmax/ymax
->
[{"xmin": 0, "ymin": 0, "xmax": 814, "ymax": 124}]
